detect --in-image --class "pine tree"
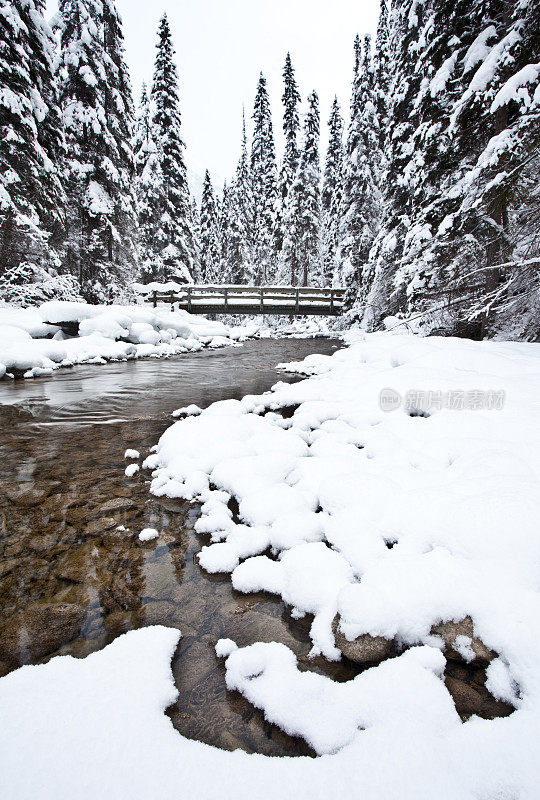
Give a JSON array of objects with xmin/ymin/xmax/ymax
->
[
  {"xmin": 276, "ymin": 53, "xmax": 301, "ymax": 254},
  {"xmin": 251, "ymin": 73, "xmax": 278, "ymax": 283},
  {"xmin": 361, "ymin": 0, "xmax": 430, "ymax": 329},
  {"xmin": 321, "ymin": 97, "xmax": 344, "ymax": 285},
  {"xmin": 134, "ymin": 82, "xmax": 162, "ymax": 283},
  {"xmin": 133, "ymin": 83, "xmax": 153, "ymax": 177},
  {"xmin": 338, "ymin": 34, "xmax": 382, "ymax": 302},
  {"xmin": 0, "ymin": 0, "xmax": 65, "ymax": 276},
  {"xmin": 229, "ymin": 111, "xmax": 255, "ymax": 283},
  {"xmin": 57, "ymin": 0, "xmax": 137, "ymax": 299},
  {"xmin": 283, "ymin": 91, "xmax": 322, "ymax": 286},
  {"xmin": 374, "ymin": 0, "xmax": 391, "ymax": 149},
  {"xmin": 198, "ymin": 170, "xmax": 221, "ymax": 283},
  {"xmin": 143, "ymin": 13, "xmax": 195, "ymax": 284}
]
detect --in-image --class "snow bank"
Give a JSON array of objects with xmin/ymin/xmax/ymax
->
[
  {"xmin": 1, "ymin": 623, "xmax": 538, "ymax": 800},
  {"xmin": 0, "ymin": 301, "xmax": 238, "ymax": 379},
  {"xmin": 0, "ymin": 307, "xmax": 56, "ymax": 338},
  {"xmin": 3, "ymin": 333, "xmax": 540, "ymax": 798},
  {"xmin": 140, "ymin": 331, "xmax": 540, "ymax": 794}
]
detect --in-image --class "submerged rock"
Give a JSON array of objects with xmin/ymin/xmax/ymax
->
[{"xmin": 0, "ymin": 602, "xmax": 86, "ymax": 666}]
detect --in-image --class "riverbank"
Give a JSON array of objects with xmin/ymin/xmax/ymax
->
[
  {"xmin": 0, "ymin": 300, "xmax": 337, "ymax": 381},
  {"xmin": 1, "ymin": 330, "xmax": 539, "ymax": 798},
  {"xmin": 0, "ymin": 338, "xmax": 344, "ymax": 761}
]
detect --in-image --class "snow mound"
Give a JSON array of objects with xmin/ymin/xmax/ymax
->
[
  {"xmin": 0, "ymin": 301, "xmax": 238, "ymax": 380},
  {"xmin": 124, "ymin": 449, "xmax": 140, "ymax": 459},
  {"xmin": 139, "ymin": 527, "xmax": 159, "ymax": 542}
]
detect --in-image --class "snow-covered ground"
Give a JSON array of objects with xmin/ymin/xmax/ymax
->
[
  {"xmin": 2, "ymin": 330, "xmax": 540, "ymax": 798},
  {"xmin": 0, "ymin": 301, "xmax": 257, "ymax": 379}
]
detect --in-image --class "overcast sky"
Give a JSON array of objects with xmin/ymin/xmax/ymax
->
[{"xmin": 46, "ymin": 0, "xmax": 379, "ymax": 191}]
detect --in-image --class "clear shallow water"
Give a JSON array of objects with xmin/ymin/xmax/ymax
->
[
  {"xmin": 0, "ymin": 338, "xmax": 339, "ymax": 425},
  {"xmin": 0, "ymin": 337, "xmax": 362, "ymax": 757}
]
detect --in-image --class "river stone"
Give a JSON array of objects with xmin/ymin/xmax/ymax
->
[
  {"xmin": 430, "ymin": 616, "xmax": 496, "ymax": 664},
  {"xmin": 0, "ymin": 602, "xmax": 86, "ymax": 666},
  {"xmin": 444, "ymin": 675, "xmax": 513, "ymax": 721},
  {"xmin": 97, "ymin": 497, "xmax": 138, "ymax": 515},
  {"xmin": 5, "ymin": 484, "xmax": 52, "ymax": 507},
  {"xmin": 27, "ymin": 532, "xmax": 61, "ymax": 554},
  {"xmin": 84, "ymin": 517, "xmax": 118, "ymax": 536},
  {"xmin": 102, "ymin": 574, "xmax": 141, "ymax": 612},
  {"xmin": 0, "ymin": 558, "xmax": 17, "ymax": 580},
  {"xmin": 55, "ymin": 542, "xmax": 96, "ymax": 583},
  {"xmin": 332, "ymin": 614, "xmax": 395, "ymax": 664}
]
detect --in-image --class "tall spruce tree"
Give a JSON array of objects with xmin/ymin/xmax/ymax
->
[
  {"xmin": 198, "ymin": 170, "xmax": 220, "ymax": 283},
  {"xmin": 282, "ymin": 91, "xmax": 322, "ymax": 286},
  {"xmin": 374, "ymin": 0, "xmax": 391, "ymax": 150},
  {"xmin": 338, "ymin": 34, "xmax": 382, "ymax": 302},
  {"xmin": 321, "ymin": 97, "xmax": 344, "ymax": 285},
  {"xmin": 133, "ymin": 83, "xmax": 153, "ymax": 177},
  {"xmin": 230, "ymin": 111, "xmax": 255, "ymax": 283},
  {"xmin": 57, "ymin": 0, "xmax": 137, "ymax": 299},
  {"xmin": 143, "ymin": 13, "xmax": 195, "ymax": 283},
  {"xmin": 0, "ymin": 0, "xmax": 65, "ymax": 276},
  {"xmin": 276, "ymin": 53, "xmax": 301, "ymax": 254},
  {"xmin": 251, "ymin": 73, "xmax": 278, "ymax": 283},
  {"xmin": 134, "ymin": 82, "xmax": 163, "ymax": 283}
]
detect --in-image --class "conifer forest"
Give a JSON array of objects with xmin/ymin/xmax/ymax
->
[
  {"xmin": 1, "ymin": 0, "xmax": 539, "ymax": 337},
  {"xmin": 2, "ymin": 3, "xmax": 540, "ymax": 796}
]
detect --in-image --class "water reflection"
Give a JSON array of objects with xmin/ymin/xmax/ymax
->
[{"xmin": 0, "ymin": 338, "xmax": 359, "ymax": 756}]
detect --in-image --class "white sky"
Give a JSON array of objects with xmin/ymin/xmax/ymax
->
[{"xmin": 46, "ymin": 0, "xmax": 379, "ymax": 191}]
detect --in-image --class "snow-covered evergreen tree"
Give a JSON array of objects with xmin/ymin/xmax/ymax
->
[
  {"xmin": 140, "ymin": 13, "xmax": 195, "ymax": 284},
  {"xmin": 229, "ymin": 111, "xmax": 255, "ymax": 283},
  {"xmin": 0, "ymin": 0, "xmax": 65, "ymax": 277},
  {"xmin": 374, "ymin": 0, "xmax": 391, "ymax": 150},
  {"xmin": 198, "ymin": 170, "xmax": 220, "ymax": 283},
  {"xmin": 338, "ymin": 34, "xmax": 382, "ymax": 301},
  {"xmin": 250, "ymin": 73, "xmax": 278, "ymax": 284},
  {"xmin": 321, "ymin": 97, "xmax": 344, "ymax": 285},
  {"xmin": 282, "ymin": 91, "xmax": 322, "ymax": 286},
  {"xmin": 276, "ymin": 53, "xmax": 301, "ymax": 254},
  {"xmin": 133, "ymin": 83, "xmax": 153, "ymax": 177},
  {"xmin": 363, "ymin": 0, "xmax": 539, "ymax": 337},
  {"xmin": 56, "ymin": 0, "xmax": 137, "ymax": 300},
  {"xmin": 133, "ymin": 82, "xmax": 162, "ymax": 283}
]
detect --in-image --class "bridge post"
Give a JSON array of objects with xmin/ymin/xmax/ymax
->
[
  {"xmin": 330, "ymin": 288, "xmax": 334, "ymax": 314},
  {"xmin": 260, "ymin": 287, "xmax": 264, "ymax": 313},
  {"xmin": 224, "ymin": 286, "xmax": 228, "ymax": 310},
  {"xmin": 153, "ymin": 291, "xmax": 157, "ymax": 309},
  {"xmin": 169, "ymin": 290, "xmax": 174, "ymax": 310},
  {"xmin": 187, "ymin": 286, "xmax": 192, "ymax": 313},
  {"xmin": 295, "ymin": 287, "xmax": 299, "ymax": 314}
]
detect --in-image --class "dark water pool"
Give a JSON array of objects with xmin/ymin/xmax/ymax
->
[{"xmin": 0, "ymin": 337, "xmax": 362, "ymax": 757}]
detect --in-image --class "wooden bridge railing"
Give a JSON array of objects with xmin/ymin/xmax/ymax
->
[{"xmin": 142, "ymin": 285, "xmax": 346, "ymax": 316}]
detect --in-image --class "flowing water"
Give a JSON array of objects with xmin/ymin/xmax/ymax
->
[{"xmin": 0, "ymin": 337, "xmax": 362, "ymax": 757}]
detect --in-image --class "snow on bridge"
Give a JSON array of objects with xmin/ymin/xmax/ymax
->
[{"xmin": 135, "ymin": 283, "xmax": 346, "ymax": 316}]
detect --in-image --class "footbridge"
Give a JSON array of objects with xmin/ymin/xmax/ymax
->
[{"xmin": 141, "ymin": 285, "xmax": 346, "ymax": 316}]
